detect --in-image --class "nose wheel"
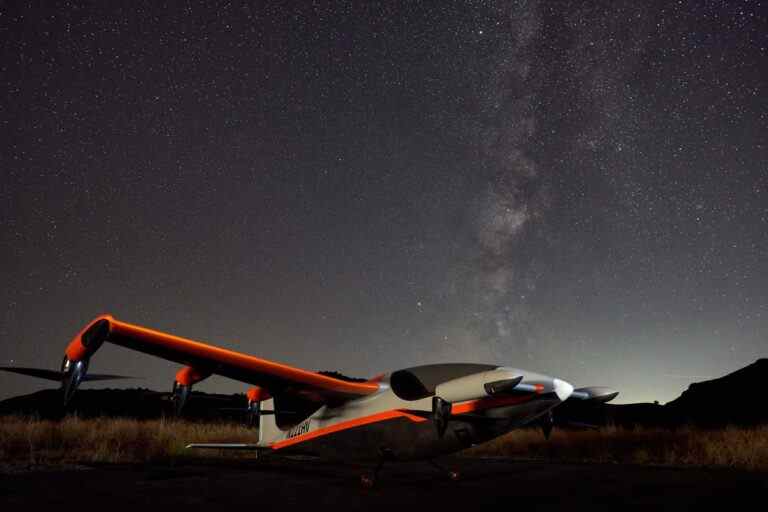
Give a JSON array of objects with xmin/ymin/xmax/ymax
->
[
  {"xmin": 360, "ymin": 474, "xmax": 376, "ymax": 488},
  {"xmin": 428, "ymin": 459, "xmax": 461, "ymax": 482},
  {"xmin": 359, "ymin": 448, "xmax": 394, "ymax": 489}
]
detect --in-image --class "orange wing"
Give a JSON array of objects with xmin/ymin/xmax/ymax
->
[{"xmin": 65, "ymin": 314, "xmax": 379, "ymax": 402}]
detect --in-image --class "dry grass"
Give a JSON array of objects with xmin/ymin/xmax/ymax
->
[
  {"xmin": 2, "ymin": 416, "xmax": 767, "ymax": 470},
  {"xmin": 0, "ymin": 416, "xmax": 259, "ymax": 466},
  {"xmin": 464, "ymin": 425, "xmax": 768, "ymax": 470}
]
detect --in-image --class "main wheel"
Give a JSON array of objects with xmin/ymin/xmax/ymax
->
[{"xmin": 360, "ymin": 474, "xmax": 375, "ymax": 488}]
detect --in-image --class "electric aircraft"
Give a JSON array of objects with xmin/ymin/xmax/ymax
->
[{"xmin": 1, "ymin": 315, "xmax": 617, "ymax": 483}]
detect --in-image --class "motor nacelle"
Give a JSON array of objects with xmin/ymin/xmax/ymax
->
[
  {"xmin": 245, "ymin": 386, "xmax": 271, "ymax": 426},
  {"xmin": 434, "ymin": 369, "xmax": 524, "ymax": 403},
  {"xmin": 60, "ymin": 318, "xmax": 113, "ymax": 407},
  {"xmin": 430, "ymin": 369, "xmax": 525, "ymax": 437},
  {"xmin": 64, "ymin": 318, "xmax": 111, "ymax": 362},
  {"xmin": 61, "ymin": 356, "xmax": 88, "ymax": 407},
  {"xmin": 570, "ymin": 386, "xmax": 619, "ymax": 403},
  {"xmin": 170, "ymin": 365, "xmax": 213, "ymax": 416}
]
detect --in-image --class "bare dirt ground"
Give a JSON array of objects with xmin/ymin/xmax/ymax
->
[{"xmin": 1, "ymin": 456, "xmax": 765, "ymax": 510}]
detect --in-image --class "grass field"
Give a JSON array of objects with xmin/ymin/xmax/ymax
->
[
  {"xmin": 464, "ymin": 425, "xmax": 768, "ymax": 470},
  {"xmin": 1, "ymin": 416, "xmax": 767, "ymax": 470},
  {"xmin": 0, "ymin": 416, "xmax": 260, "ymax": 465}
]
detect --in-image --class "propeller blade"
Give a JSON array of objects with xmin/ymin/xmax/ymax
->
[
  {"xmin": 246, "ymin": 398, "xmax": 260, "ymax": 427},
  {"xmin": 541, "ymin": 410, "xmax": 554, "ymax": 440},
  {"xmin": 432, "ymin": 396, "xmax": 452, "ymax": 438},
  {"xmin": 170, "ymin": 381, "xmax": 191, "ymax": 416},
  {"xmin": 81, "ymin": 373, "xmax": 135, "ymax": 381},
  {"xmin": 0, "ymin": 366, "xmax": 64, "ymax": 381},
  {"xmin": 0, "ymin": 366, "xmax": 133, "ymax": 382},
  {"xmin": 185, "ymin": 443, "xmax": 264, "ymax": 451},
  {"xmin": 217, "ymin": 408, "xmax": 280, "ymax": 415}
]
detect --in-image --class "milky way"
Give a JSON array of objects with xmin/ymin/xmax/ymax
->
[{"xmin": 1, "ymin": 1, "xmax": 766, "ymax": 403}]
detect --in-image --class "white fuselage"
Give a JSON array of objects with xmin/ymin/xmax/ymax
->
[{"xmin": 258, "ymin": 365, "xmax": 573, "ymax": 461}]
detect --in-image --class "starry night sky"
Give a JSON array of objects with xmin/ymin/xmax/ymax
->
[{"xmin": 1, "ymin": 1, "xmax": 766, "ymax": 403}]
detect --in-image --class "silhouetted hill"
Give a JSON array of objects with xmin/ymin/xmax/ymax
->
[
  {"xmin": 664, "ymin": 358, "xmax": 768, "ymax": 426},
  {"xmin": 556, "ymin": 359, "xmax": 768, "ymax": 428},
  {"xmin": 0, "ymin": 387, "xmax": 247, "ymax": 421}
]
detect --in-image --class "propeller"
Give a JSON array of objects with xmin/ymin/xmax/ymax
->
[
  {"xmin": 432, "ymin": 396, "xmax": 452, "ymax": 438},
  {"xmin": 240, "ymin": 401, "xmax": 283, "ymax": 425},
  {"xmin": 170, "ymin": 381, "xmax": 191, "ymax": 417},
  {"xmin": 0, "ymin": 319, "xmax": 121, "ymax": 409},
  {"xmin": 1, "ymin": 363, "xmax": 134, "ymax": 410},
  {"xmin": 540, "ymin": 409, "xmax": 554, "ymax": 440},
  {"xmin": 61, "ymin": 357, "xmax": 88, "ymax": 407},
  {"xmin": 246, "ymin": 398, "xmax": 261, "ymax": 427}
]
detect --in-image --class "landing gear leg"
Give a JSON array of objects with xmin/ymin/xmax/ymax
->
[
  {"xmin": 428, "ymin": 459, "xmax": 460, "ymax": 481},
  {"xmin": 360, "ymin": 457, "xmax": 385, "ymax": 489},
  {"xmin": 360, "ymin": 448, "xmax": 393, "ymax": 488}
]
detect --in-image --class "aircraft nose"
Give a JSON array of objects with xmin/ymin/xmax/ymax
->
[{"xmin": 553, "ymin": 378, "xmax": 574, "ymax": 401}]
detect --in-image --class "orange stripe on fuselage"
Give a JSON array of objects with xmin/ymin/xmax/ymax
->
[
  {"xmin": 271, "ymin": 410, "xmax": 428, "ymax": 450},
  {"xmin": 270, "ymin": 393, "xmax": 540, "ymax": 450},
  {"xmin": 450, "ymin": 393, "xmax": 537, "ymax": 414}
]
